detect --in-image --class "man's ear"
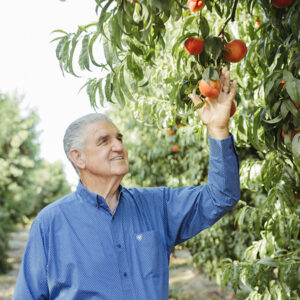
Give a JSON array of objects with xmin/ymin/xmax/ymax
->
[{"xmin": 69, "ymin": 149, "xmax": 85, "ymax": 170}]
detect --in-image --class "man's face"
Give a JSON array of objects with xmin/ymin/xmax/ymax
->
[{"xmin": 82, "ymin": 121, "xmax": 129, "ymax": 180}]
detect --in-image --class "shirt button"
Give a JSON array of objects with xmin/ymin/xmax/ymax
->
[
  {"xmin": 117, "ymin": 244, "xmax": 121, "ymax": 248},
  {"xmin": 123, "ymin": 272, "xmax": 127, "ymax": 277}
]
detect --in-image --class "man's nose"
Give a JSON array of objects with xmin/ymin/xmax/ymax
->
[{"xmin": 111, "ymin": 138, "xmax": 124, "ymax": 151}]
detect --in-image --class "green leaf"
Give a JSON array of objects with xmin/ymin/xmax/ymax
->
[
  {"xmin": 119, "ymin": 66, "xmax": 136, "ymax": 102},
  {"xmin": 151, "ymin": 0, "xmax": 170, "ymax": 15},
  {"xmin": 264, "ymin": 73, "xmax": 281, "ymax": 96},
  {"xmin": 88, "ymin": 31, "xmax": 103, "ymax": 68},
  {"xmin": 98, "ymin": 1, "xmax": 114, "ymax": 37},
  {"xmin": 194, "ymin": 102, "xmax": 204, "ymax": 110},
  {"xmin": 286, "ymin": 99, "xmax": 299, "ymax": 117},
  {"xmin": 79, "ymin": 35, "xmax": 90, "ymax": 71},
  {"xmin": 126, "ymin": 39, "xmax": 144, "ymax": 56},
  {"xmin": 221, "ymin": 264, "xmax": 231, "ymax": 290},
  {"xmin": 56, "ymin": 36, "xmax": 68, "ymax": 60},
  {"xmin": 280, "ymin": 102, "xmax": 289, "ymax": 119},
  {"xmin": 67, "ymin": 29, "xmax": 83, "ymax": 77},
  {"xmin": 214, "ymin": 2, "xmax": 222, "ymax": 17},
  {"xmin": 104, "ymin": 73, "xmax": 113, "ymax": 102},
  {"xmin": 61, "ymin": 39, "xmax": 70, "ymax": 64},
  {"xmin": 51, "ymin": 29, "xmax": 69, "ymax": 35},
  {"xmin": 50, "ymin": 36, "xmax": 65, "ymax": 43},
  {"xmin": 271, "ymin": 100, "xmax": 281, "ymax": 116},
  {"xmin": 109, "ymin": 16, "xmax": 123, "ymax": 51},
  {"xmin": 126, "ymin": 55, "xmax": 143, "ymax": 82},
  {"xmin": 97, "ymin": 78, "xmax": 105, "ymax": 107},
  {"xmin": 113, "ymin": 73, "xmax": 125, "ymax": 108},
  {"xmin": 246, "ymin": 60, "xmax": 257, "ymax": 77},
  {"xmin": 183, "ymin": 16, "xmax": 196, "ymax": 32},
  {"xmin": 283, "ymin": 70, "xmax": 300, "ymax": 104},
  {"xmin": 87, "ymin": 79, "xmax": 97, "ymax": 109},
  {"xmin": 199, "ymin": 17, "xmax": 210, "ymax": 38},
  {"xmin": 251, "ymin": 108, "xmax": 264, "ymax": 151},
  {"xmin": 292, "ymin": 133, "xmax": 300, "ymax": 168},
  {"xmin": 261, "ymin": 114, "xmax": 282, "ymax": 124},
  {"xmin": 257, "ymin": 257, "xmax": 278, "ymax": 267},
  {"xmin": 203, "ymin": 35, "xmax": 223, "ymax": 60},
  {"xmin": 202, "ymin": 67, "xmax": 219, "ymax": 82},
  {"xmin": 237, "ymin": 206, "xmax": 249, "ymax": 228},
  {"xmin": 230, "ymin": 263, "xmax": 240, "ymax": 294},
  {"xmin": 103, "ymin": 40, "xmax": 114, "ymax": 70}
]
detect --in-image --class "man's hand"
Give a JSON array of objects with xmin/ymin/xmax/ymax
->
[{"xmin": 189, "ymin": 66, "xmax": 237, "ymax": 140}]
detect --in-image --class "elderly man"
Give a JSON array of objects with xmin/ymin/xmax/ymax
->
[{"xmin": 13, "ymin": 67, "xmax": 240, "ymax": 299}]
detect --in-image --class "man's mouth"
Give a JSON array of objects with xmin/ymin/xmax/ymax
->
[{"xmin": 110, "ymin": 156, "xmax": 124, "ymax": 161}]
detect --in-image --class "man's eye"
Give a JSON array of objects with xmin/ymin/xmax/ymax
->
[{"xmin": 99, "ymin": 139, "xmax": 107, "ymax": 145}]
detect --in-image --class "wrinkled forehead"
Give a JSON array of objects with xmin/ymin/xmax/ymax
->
[{"xmin": 84, "ymin": 120, "xmax": 119, "ymax": 140}]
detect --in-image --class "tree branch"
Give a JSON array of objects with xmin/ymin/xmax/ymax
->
[{"xmin": 218, "ymin": 0, "xmax": 239, "ymax": 39}]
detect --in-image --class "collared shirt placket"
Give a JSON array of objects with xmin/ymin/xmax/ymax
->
[{"xmin": 98, "ymin": 194, "xmax": 137, "ymax": 300}]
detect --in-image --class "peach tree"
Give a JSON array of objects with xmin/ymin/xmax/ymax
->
[
  {"xmin": 0, "ymin": 92, "xmax": 71, "ymax": 273},
  {"xmin": 53, "ymin": 0, "xmax": 300, "ymax": 298}
]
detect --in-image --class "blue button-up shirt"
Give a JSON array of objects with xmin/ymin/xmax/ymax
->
[{"xmin": 13, "ymin": 135, "xmax": 240, "ymax": 300}]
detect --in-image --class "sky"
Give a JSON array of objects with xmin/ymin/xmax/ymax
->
[{"xmin": 0, "ymin": 0, "xmax": 107, "ymax": 188}]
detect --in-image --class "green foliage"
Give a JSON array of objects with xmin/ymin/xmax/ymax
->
[
  {"xmin": 0, "ymin": 92, "xmax": 71, "ymax": 273},
  {"xmin": 53, "ymin": 0, "xmax": 300, "ymax": 298}
]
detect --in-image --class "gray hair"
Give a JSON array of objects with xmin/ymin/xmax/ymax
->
[{"xmin": 63, "ymin": 113, "xmax": 113, "ymax": 176}]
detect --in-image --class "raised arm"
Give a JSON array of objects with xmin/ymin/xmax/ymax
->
[
  {"xmin": 164, "ymin": 67, "xmax": 240, "ymax": 249},
  {"xmin": 189, "ymin": 66, "xmax": 237, "ymax": 139}
]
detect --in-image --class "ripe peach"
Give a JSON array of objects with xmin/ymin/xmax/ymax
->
[
  {"xmin": 291, "ymin": 130, "xmax": 300, "ymax": 141},
  {"xmin": 188, "ymin": 0, "xmax": 205, "ymax": 12},
  {"xmin": 172, "ymin": 145, "xmax": 179, "ymax": 152},
  {"xmin": 255, "ymin": 17, "xmax": 261, "ymax": 28},
  {"xmin": 184, "ymin": 37, "xmax": 204, "ymax": 55},
  {"xmin": 199, "ymin": 79, "xmax": 221, "ymax": 98},
  {"xmin": 230, "ymin": 102, "xmax": 236, "ymax": 117},
  {"xmin": 224, "ymin": 40, "xmax": 247, "ymax": 63},
  {"xmin": 272, "ymin": 0, "xmax": 293, "ymax": 8}
]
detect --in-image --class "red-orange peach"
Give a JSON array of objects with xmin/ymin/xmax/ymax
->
[
  {"xmin": 188, "ymin": 0, "xmax": 205, "ymax": 12},
  {"xmin": 172, "ymin": 145, "xmax": 179, "ymax": 152},
  {"xmin": 272, "ymin": 0, "xmax": 293, "ymax": 8},
  {"xmin": 291, "ymin": 130, "xmax": 300, "ymax": 141},
  {"xmin": 184, "ymin": 37, "xmax": 204, "ymax": 55},
  {"xmin": 199, "ymin": 79, "xmax": 221, "ymax": 98},
  {"xmin": 224, "ymin": 40, "xmax": 247, "ymax": 63},
  {"xmin": 230, "ymin": 102, "xmax": 236, "ymax": 117}
]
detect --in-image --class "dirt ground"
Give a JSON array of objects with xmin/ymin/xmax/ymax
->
[{"xmin": 0, "ymin": 225, "xmax": 237, "ymax": 300}]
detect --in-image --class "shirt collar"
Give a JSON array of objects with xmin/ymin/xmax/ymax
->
[{"xmin": 75, "ymin": 181, "xmax": 124, "ymax": 209}]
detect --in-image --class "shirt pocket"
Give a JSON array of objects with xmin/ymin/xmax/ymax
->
[{"xmin": 133, "ymin": 230, "xmax": 166, "ymax": 279}]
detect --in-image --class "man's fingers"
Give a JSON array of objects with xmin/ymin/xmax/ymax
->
[
  {"xmin": 229, "ymin": 80, "xmax": 237, "ymax": 100},
  {"xmin": 221, "ymin": 67, "xmax": 230, "ymax": 94},
  {"xmin": 188, "ymin": 93, "xmax": 202, "ymax": 106}
]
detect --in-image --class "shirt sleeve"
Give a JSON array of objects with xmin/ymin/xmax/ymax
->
[
  {"xmin": 164, "ymin": 134, "xmax": 240, "ymax": 252},
  {"xmin": 12, "ymin": 218, "xmax": 49, "ymax": 300}
]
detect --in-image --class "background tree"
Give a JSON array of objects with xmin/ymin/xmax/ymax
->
[
  {"xmin": 53, "ymin": 0, "xmax": 300, "ymax": 298},
  {"xmin": 0, "ymin": 92, "xmax": 71, "ymax": 273}
]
